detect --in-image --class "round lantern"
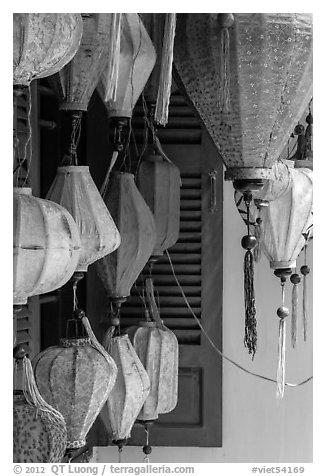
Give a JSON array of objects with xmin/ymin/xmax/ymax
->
[
  {"xmin": 13, "ymin": 346, "xmax": 67, "ymax": 463},
  {"xmin": 46, "ymin": 166, "xmax": 121, "ymax": 273},
  {"xmin": 137, "ymin": 151, "xmax": 180, "ymax": 258},
  {"xmin": 128, "ymin": 321, "xmax": 178, "ymax": 421},
  {"xmin": 48, "ymin": 13, "xmax": 117, "ymax": 112},
  {"xmin": 13, "ymin": 187, "xmax": 81, "ymax": 305},
  {"xmin": 98, "ymin": 13, "xmax": 156, "ymax": 118},
  {"xmin": 174, "ymin": 13, "xmax": 313, "ymax": 185},
  {"xmin": 100, "ymin": 334, "xmax": 150, "ymax": 447},
  {"xmin": 33, "ymin": 312, "xmax": 118, "ymax": 450},
  {"xmin": 13, "ymin": 13, "xmax": 82, "ymax": 87},
  {"xmin": 96, "ymin": 172, "xmax": 156, "ymax": 303}
]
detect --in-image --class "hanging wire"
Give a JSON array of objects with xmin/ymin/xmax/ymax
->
[
  {"xmin": 165, "ymin": 250, "xmax": 312, "ymax": 388},
  {"xmin": 18, "ymin": 84, "xmax": 32, "ymax": 187}
]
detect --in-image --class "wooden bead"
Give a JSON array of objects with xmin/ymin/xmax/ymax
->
[
  {"xmin": 111, "ymin": 317, "xmax": 120, "ymax": 327},
  {"xmin": 256, "ymin": 217, "xmax": 262, "ymax": 225},
  {"xmin": 241, "ymin": 235, "xmax": 257, "ymax": 250},
  {"xmin": 217, "ymin": 13, "xmax": 234, "ymax": 29},
  {"xmin": 300, "ymin": 265, "xmax": 310, "ymax": 276},
  {"xmin": 294, "ymin": 124, "xmax": 305, "ymax": 135},
  {"xmin": 306, "ymin": 112, "xmax": 313, "ymax": 124},
  {"xmin": 277, "ymin": 306, "xmax": 289, "ymax": 319},
  {"xmin": 290, "ymin": 273, "xmax": 301, "ymax": 285},
  {"xmin": 13, "ymin": 344, "xmax": 27, "ymax": 360},
  {"xmin": 143, "ymin": 445, "xmax": 152, "ymax": 455}
]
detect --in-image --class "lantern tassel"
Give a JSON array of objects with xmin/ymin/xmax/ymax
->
[
  {"xmin": 100, "ymin": 150, "xmax": 119, "ymax": 197},
  {"xmin": 145, "ymin": 278, "xmax": 165, "ymax": 330},
  {"xmin": 216, "ymin": 14, "xmax": 234, "ymax": 114},
  {"xmin": 244, "ymin": 249, "xmax": 257, "ymax": 358},
  {"xmin": 276, "ymin": 318, "xmax": 286, "ymax": 399},
  {"xmin": 22, "ymin": 356, "xmax": 66, "ymax": 426},
  {"xmin": 81, "ymin": 313, "xmax": 115, "ymax": 367},
  {"xmin": 303, "ymin": 274, "xmax": 307, "ymax": 341},
  {"xmin": 291, "ymin": 282, "xmax": 299, "ymax": 348},
  {"xmin": 154, "ymin": 13, "xmax": 176, "ymax": 126},
  {"xmin": 104, "ymin": 13, "xmax": 122, "ymax": 103}
]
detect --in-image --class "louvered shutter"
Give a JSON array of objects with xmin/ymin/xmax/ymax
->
[{"xmin": 86, "ymin": 90, "xmax": 223, "ymax": 447}]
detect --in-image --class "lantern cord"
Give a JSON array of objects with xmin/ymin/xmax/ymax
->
[
  {"xmin": 291, "ymin": 279, "xmax": 299, "ymax": 348},
  {"xmin": 165, "ymin": 250, "xmax": 313, "ymax": 388},
  {"xmin": 253, "ymin": 208, "xmax": 262, "ymax": 263},
  {"xmin": 73, "ymin": 282, "xmax": 78, "ymax": 312},
  {"xmin": 302, "ymin": 244, "xmax": 308, "ymax": 342},
  {"xmin": 100, "ymin": 150, "xmax": 119, "ymax": 197},
  {"xmin": 22, "ymin": 356, "xmax": 66, "ymax": 426},
  {"xmin": 81, "ymin": 315, "xmax": 114, "ymax": 366},
  {"xmin": 118, "ymin": 448, "xmax": 122, "ymax": 463},
  {"xmin": 16, "ymin": 84, "xmax": 32, "ymax": 187},
  {"xmin": 69, "ymin": 114, "xmax": 82, "ymax": 166},
  {"xmin": 143, "ymin": 427, "xmax": 150, "ymax": 464}
]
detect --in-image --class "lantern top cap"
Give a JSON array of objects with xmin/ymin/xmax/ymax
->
[
  {"xmin": 13, "ymin": 187, "xmax": 32, "ymax": 195},
  {"xmin": 57, "ymin": 166, "xmax": 90, "ymax": 173}
]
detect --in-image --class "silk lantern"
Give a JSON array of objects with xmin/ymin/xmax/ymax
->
[
  {"xmin": 13, "ymin": 346, "xmax": 67, "ymax": 463},
  {"xmin": 14, "ymin": 187, "xmax": 81, "ymax": 305},
  {"xmin": 100, "ymin": 333, "xmax": 150, "ymax": 451},
  {"xmin": 97, "ymin": 13, "xmax": 156, "ymax": 194},
  {"xmin": 33, "ymin": 311, "xmax": 118, "ymax": 450},
  {"xmin": 96, "ymin": 172, "xmax": 156, "ymax": 318},
  {"xmin": 174, "ymin": 13, "xmax": 312, "ymax": 356},
  {"xmin": 13, "ymin": 13, "xmax": 82, "ymax": 87},
  {"xmin": 137, "ymin": 151, "xmax": 180, "ymax": 259},
  {"xmin": 46, "ymin": 166, "xmax": 120, "ymax": 273}
]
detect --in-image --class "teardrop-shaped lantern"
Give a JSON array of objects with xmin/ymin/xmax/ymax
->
[
  {"xmin": 33, "ymin": 313, "xmax": 118, "ymax": 450},
  {"xmin": 174, "ymin": 13, "xmax": 313, "ymax": 185},
  {"xmin": 97, "ymin": 172, "xmax": 156, "ymax": 299},
  {"xmin": 14, "ymin": 187, "xmax": 81, "ymax": 305},
  {"xmin": 137, "ymin": 152, "xmax": 180, "ymax": 257},
  {"xmin": 260, "ymin": 168, "xmax": 313, "ymax": 271},
  {"xmin": 46, "ymin": 166, "xmax": 120, "ymax": 272},
  {"xmin": 128, "ymin": 321, "xmax": 178, "ymax": 421},
  {"xmin": 98, "ymin": 13, "xmax": 156, "ymax": 119},
  {"xmin": 48, "ymin": 13, "xmax": 116, "ymax": 112},
  {"xmin": 13, "ymin": 346, "xmax": 67, "ymax": 463},
  {"xmin": 13, "ymin": 13, "xmax": 83, "ymax": 87},
  {"xmin": 100, "ymin": 334, "xmax": 150, "ymax": 444}
]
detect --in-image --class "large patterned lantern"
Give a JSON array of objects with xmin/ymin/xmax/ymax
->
[
  {"xmin": 33, "ymin": 311, "xmax": 118, "ymax": 450},
  {"xmin": 100, "ymin": 333, "xmax": 150, "ymax": 452},
  {"xmin": 14, "ymin": 187, "xmax": 81, "ymax": 305},
  {"xmin": 13, "ymin": 346, "xmax": 67, "ymax": 463},
  {"xmin": 174, "ymin": 13, "xmax": 312, "ymax": 357},
  {"xmin": 96, "ymin": 172, "xmax": 156, "ymax": 318},
  {"xmin": 46, "ymin": 166, "xmax": 120, "ymax": 273},
  {"xmin": 13, "ymin": 13, "xmax": 82, "ymax": 87},
  {"xmin": 137, "ymin": 152, "xmax": 181, "ymax": 259}
]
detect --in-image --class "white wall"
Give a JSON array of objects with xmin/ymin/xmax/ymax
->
[{"xmin": 94, "ymin": 178, "xmax": 313, "ymax": 464}]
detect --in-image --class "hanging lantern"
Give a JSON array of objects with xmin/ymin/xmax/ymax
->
[
  {"xmin": 128, "ymin": 320, "xmax": 178, "ymax": 421},
  {"xmin": 100, "ymin": 333, "xmax": 150, "ymax": 452},
  {"xmin": 97, "ymin": 13, "xmax": 156, "ymax": 195},
  {"xmin": 13, "ymin": 345, "xmax": 67, "ymax": 463},
  {"xmin": 137, "ymin": 151, "xmax": 181, "ymax": 259},
  {"xmin": 13, "ymin": 13, "xmax": 82, "ymax": 87},
  {"xmin": 141, "ymin": 13, "xmax": 177, "ymax": 125},
  {"xmin": 96, "ymin": 172, "xmax": 156, "ymax": 316},
  {"xmin": 46, "ymin": 166, "xmax": 120, "ymax": 273},
  {"xmin": 259, "ymin": 167, "xmax": 313, "ymax": 397},
  {"xmin": 13, "ymin": 187, "xmax": 81, "ymax": 305},
  {"xmin": 33, "ymin": 310, "xmax": 118, "ymax": 450},
  {"xmin": 48, "ymin": 13, "xmax": 118, "ymax": 112}
]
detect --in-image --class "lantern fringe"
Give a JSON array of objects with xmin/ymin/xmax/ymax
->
[
  {"xmin": 303, "ymin": 275, "xmax": 307, "ymax": 341},
  {"xmin": 104, "ymin": 13, "xmax": 122, "ymax": 103},
  {"xmin": 276, "ymin": 318, "xmax": 286, "ymax": 399},
  {"xmin": 103, "ymin": 326, "xmax": 116, "ymax": 353},
  {"xmin": 145, "ymin": 278, "xmax": 165, "ymax": 330},
  {"xmin": 154, "ymin": 13, "xmax": 176, "ymax": 126},
  {"xmin": 22, "ymin": 356, "xmax": 66, "ymax": 426},
  {"xmin": 217, "ymin": 25, "xmax": 231, "ymax": 113},
  {"xmin": 81, "ymin": 315, "xmax": 116, "ymax": 367},
  {"xmin": 244, "ymin": 250, "xmax": 257, "ymax": 358},
  {"xmin": 100, "ymin": 150, "xmax": 119, "ymax": 197},
  {"xmin": 291, "ymin": 283, "xmax": 299, "ymax": 348},
  {"xmin": 253, "ymin": 221, "xmax": 262, "ymax": 263}
]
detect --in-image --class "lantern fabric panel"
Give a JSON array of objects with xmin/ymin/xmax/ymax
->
[
  {"xmin": 174, "ymin": 13, "xmax": 313, "ymax": 180},
  {"xmin": 33, "ymin": 338, "xmax": 118, "ymax": 449},
  {"xmin": 98, "ymin": 13, "xmax": 156, "ymax": 118},
  {"xmin": 14, "ymin": 187, "xmax": 81, "ymax": 305},
  {"xmin": 97, "ymin": 172, "xmax": 156, "ymax": 299},
  {"xmin": 46, "ymin": 166, "xmax": 121, "ymax": 272},
  {"xmin": 48, "ymin": 13, "xmax": 115, "ymax": 111},
  {"xmin": 102, "ymin": 334, "xmax": 150, "ymax": 440},
  {"xmin": 137, "ymin": 154, "xmax": 181, "ymax": 256},
  {"xmin": 13, "ymin": 13, "xmax": 83, "ymax": 87},
  {"xmin": 13, "ymin": 391, "xmax": 67, "ymax": 463},
  {"xmin": 260, "ymin": 168, "xmax": 313, "ymax": 269}
]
